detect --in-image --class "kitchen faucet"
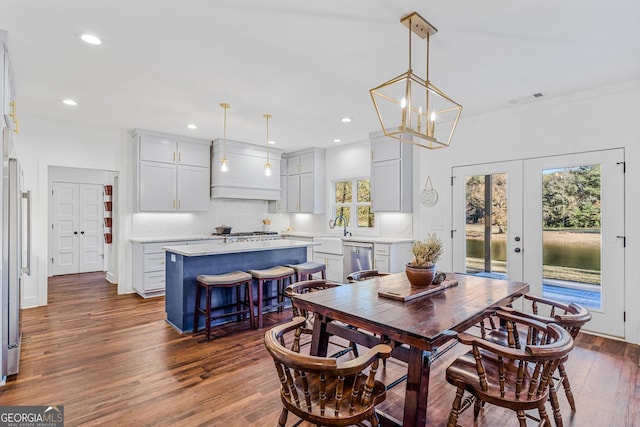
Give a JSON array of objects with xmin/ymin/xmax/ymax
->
[{"xmin": 333, "ymin": 214, "xmax": 350, "ymax": 237}]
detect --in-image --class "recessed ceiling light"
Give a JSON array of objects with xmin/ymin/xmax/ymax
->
[
  {"xmin": 80, "ymin": 33, "xmax": 102, "ymax": 45},
  {"xmin": 333, "ymin": 138, "xmax": 342, "ymax": 143},
  {"xmin": 341, "ymin": 117, "xmax": 352, "ymax": 123},
  {"xmin": 62, "ymin": 99, "xmax": 78, "ymax": 106},
  {"xmin": 186, "ymin": 123, "xmax": 197, "ymax": 130},
  {"xmin": 268, "ymin": 140, "xmax": 276, "ymax": 145}
]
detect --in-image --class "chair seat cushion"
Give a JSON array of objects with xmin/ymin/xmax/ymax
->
[
  {"xmin": 197, "ymin": 271, "xmax": 252, "ymax": 285},
  {"xmin": 248, "ymin": 266, "xmax": 295, "ymax": 279},
  {"xmin": 287, "ymin": 262, "xmax": 326, "ymax": 273},
  {"xmin": 446, "ymin": 351, "xmax": 548, "ymax": 408}
]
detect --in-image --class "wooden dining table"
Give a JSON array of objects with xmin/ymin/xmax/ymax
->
[{"xmin": 289, "ymin": 272, "xmax": 529, "ymax": 427}]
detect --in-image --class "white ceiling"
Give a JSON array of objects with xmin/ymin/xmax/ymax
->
[{"xmin": 3, "ymin": 1, "xmax": 640, "ymax": 152}]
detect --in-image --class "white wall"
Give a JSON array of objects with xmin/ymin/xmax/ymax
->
[{"xmin": 411, "ymin": 80, "xmax": 640, "ymax": 343}]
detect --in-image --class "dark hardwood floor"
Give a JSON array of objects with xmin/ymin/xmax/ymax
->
[{"xmin": 1, "ymin": 272, "xmax": 638, "ymax": 426}]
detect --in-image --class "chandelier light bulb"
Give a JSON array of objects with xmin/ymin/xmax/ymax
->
[
  {"xmin": 264, "ymin": 163, "xmax": 272, "ymax": 176},
  {"xmin": 400, "ymin": 97, "xmax": 407, "ymax": 109},
  {"xmin": 220, "ymin": 158, "xmax": 229, "ymax": 172}
]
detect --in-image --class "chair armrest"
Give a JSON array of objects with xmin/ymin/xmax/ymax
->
[{"xmin": 337, "ymin": 344, "xmax": 392, "ymax": 375}]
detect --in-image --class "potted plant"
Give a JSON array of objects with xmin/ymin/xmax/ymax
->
[{"xmin": 406, "ymin": 233, "xmax": 443, "ymax": 287}]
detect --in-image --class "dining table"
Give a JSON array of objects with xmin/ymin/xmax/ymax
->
[{"xmin": 289, "ymin": 272, "xmax": 529, "ymax": 427}]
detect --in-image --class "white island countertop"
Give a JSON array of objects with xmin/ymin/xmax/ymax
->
[
  {"xmin": 130, "ymin": 235, "xmax": 223, "ymax": 244},
  {"xmin": 163, "ymin": 239, "xmax": 317, "ymax": 257}
]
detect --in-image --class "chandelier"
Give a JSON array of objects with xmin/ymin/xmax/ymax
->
[{"xmin": 370, "ymin": 12, "xmax": 462, "ymax": 149}]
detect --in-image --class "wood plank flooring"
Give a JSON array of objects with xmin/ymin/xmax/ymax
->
[{"xmin": 1, "ymin": 272, "xmax": 638, "ymax": 426}]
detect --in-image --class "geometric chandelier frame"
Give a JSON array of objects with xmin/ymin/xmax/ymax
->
[{"xmin": 370, "ymin": 12, "xmax": 462, "ymax": 149}]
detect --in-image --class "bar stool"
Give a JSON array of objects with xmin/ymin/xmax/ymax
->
[
  {"xmin": 248, "ymin": 266, "xmax": 295, "ymax": 328},
  {"xmin": 193, "ymin": 271, "xmax": 254, "ymax": 342},
  {"xmin": 286, "ymin": 261, "xmax": 326, "ymax": 282}
]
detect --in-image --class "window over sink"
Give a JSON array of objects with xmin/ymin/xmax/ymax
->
[{"xmin": 333, "ymin": 178, "xmax": 375, "ymax": 229}]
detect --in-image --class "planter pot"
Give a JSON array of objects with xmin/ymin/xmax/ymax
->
[{"xmin": 405, "ymin": 264, "xmax": 436, "ymax": 287}]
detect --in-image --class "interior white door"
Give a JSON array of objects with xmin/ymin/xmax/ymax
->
[
  {"xmin": 51, "ymin": 182, "xmax": 104, "ymax": 275},
  {"xmin": 52, "ymin": 182, "xmax": 79, "ymax": 275},
  {"xmin": 452, "ymin": 160, "xmax": 524, "ymax": 281},
  {"xmin": 523, "ymin": 149, "xmax": 625, "ymax": 338},
  {"xmin": 77, "ymin": 184, "xmax": 103, "ymax": 273}
]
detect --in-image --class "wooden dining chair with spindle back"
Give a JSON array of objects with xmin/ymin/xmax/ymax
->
[
  {"xmin": 446, "ymin": 309, "xmax": 574, "ymax": 427},
  {"xmin": 264, "ymin": 317, "xmax": 392, "ymax": 427},
  {"xmin": 346, "ymin": 269, "xmax": 389, "ymax": 283},
  {"xmin": 285, "ymin": 279, "xmax": 359, "ymax": 357},
  {"xmin": 484, "ymin": 293, "xmax": 591, "ymax": 424}
]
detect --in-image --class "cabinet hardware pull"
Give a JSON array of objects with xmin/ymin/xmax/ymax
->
[
  {"xmin": 9, "ymin": 100, "xmax": 16, "ymax": 119},
  {"xmin": 178, "ymin": 200, "xmax": 181, "ymax": 209},
  {"xmin": 178, "ymin": 152, "xmax": 181, "ymax": 162},
  {"xmin": 173, "ymin": 152, "xmax": 176, "ymax": 161},
  {"xmin": 14, "ymin": 118, "xmax": 19, "ymax": 134},
  {"xmin": 173, "ymin": 200, "xmax": 176, "ymax": 209}
]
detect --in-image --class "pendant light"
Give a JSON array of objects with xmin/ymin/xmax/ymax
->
[
  {"xmin": 263, "ymin": 114, "xmax": 272, "ymax": 176},
  {"xmin": 220, "ymin": 103, "xmax": 230, "ymax": 172},
  {"xmin": 370, "ymin": 12, "xmax": 462, "ymax": 149}
]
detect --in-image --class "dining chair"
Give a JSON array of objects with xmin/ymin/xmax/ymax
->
[
  {"xmin": 264, "ymin": 316, "xmax": 392, "ymax": 427},
  {"xmin": 346, "ymin": 269, "xmax": 389, "ymax": 283},
  {"xmin": 285, "ymin": 279, "xmax": 359, "ymax": 357},
  {"xmin": 446, "ymin": 309, "xmax": 574, "ymax": 427},
  {"xmin": 488, "ymin": 293, "xmax": 592, "ymax": 421}
]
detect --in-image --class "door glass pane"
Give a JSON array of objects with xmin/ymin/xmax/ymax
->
[
  {"xmin": 541, "ymin": 166, "xmax": 601, "ymax": 309},
  {"xmin": 465, "ymin": 173, "xmax": 507, "ymax": 275}
]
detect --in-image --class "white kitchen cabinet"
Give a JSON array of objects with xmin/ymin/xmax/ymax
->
[
  {"xmin": 268, "ymin": 159, "xmax": 287, "ymax": 213},
  {"xmin": 285, "ymin": 148, "xmax": 325, "ymax": 213},
  {"xmin": 373, "ymin": 241, "xmax": 413, "ymax": 273},
  {"xmin": 132, "ymin": 239, "xmax": 221, "ymax": 297},
  {"xmin": 313, "ymin": 252, "xmax": 343, "ymax": 283},
  {"xmin": 1, "ymin": 31, "xmax": 18, "ymax": 133},
  {"xmin": 370, "ymin": 132, "xmax": 413, "ymax": 213},
  {"xmin": 211, "ymin": 139, "xmax": 282, "ymax": 200},
  {"xmin": 133, "ymin": 129, "xmax": 211, "ymax": 212}
]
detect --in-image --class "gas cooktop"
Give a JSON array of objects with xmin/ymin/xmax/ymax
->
[{"xmin": 211, "ymin": 231, "xmax": 279, "ymax": 236}]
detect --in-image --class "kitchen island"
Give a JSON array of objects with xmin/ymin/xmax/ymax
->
[{"xmin": 163, "ymin": 239, "xmax": 315, "ymax": 332}]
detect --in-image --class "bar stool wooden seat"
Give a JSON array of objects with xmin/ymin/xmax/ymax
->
[
  {"xmin": 193, "ymin": 271, "xmax": 254, "ymax": 342},
  {"xmin": 248, "ymin": 266, "xmax": 295, "ymax": 328},
  {"xmin": 286, "ymin": 261, "xmax": 326, "ymax": 282}
]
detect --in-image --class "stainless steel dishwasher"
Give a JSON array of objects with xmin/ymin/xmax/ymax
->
[{"xmin": 342, "ymin": 241, "xmax": 373, "ymax": 281}]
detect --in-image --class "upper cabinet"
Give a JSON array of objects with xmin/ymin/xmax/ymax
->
[
  {"xmin": 133, "ymin": 129, "xmax": 211, "ymax": 212},
  {"xmin": 370, "ymin": 132, "xmax": 413, "ymax": 212},
  {"xmin": 211, "ymin": 139, "xmax": 283, "ymax": 200},
  {"xmin": 285, "ymin": 148, "xmax": 325, "ymax": 214},
  {"xmin": 268, "ymin": 158, "xmax": 287, "ymax": 213},
  {"xmin": 1, "ymin": 30, "xmax": 18, "ymax": 134}
]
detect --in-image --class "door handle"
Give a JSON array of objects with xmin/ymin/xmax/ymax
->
[
  {"xmin": 514, "ymin": 247, "xmax": 521, "ymax": 253},
  {"xmin": 74, "ymin": 231, "xmax": 78, "ymax": 235},
  {"xmin": 80, "ymin": 231, "xmax": 85, "ymax": 235}
]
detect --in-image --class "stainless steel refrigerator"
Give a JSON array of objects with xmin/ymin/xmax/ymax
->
[{"xmin": 1, "ymin": 126, "xmax": 30, "ymax": 384}]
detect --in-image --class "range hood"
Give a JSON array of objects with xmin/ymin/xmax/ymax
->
[{"xmin": 210, "ymin": 139, "xmax": 283, "ymax": 200}]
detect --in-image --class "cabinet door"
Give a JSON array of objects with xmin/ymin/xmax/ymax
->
[
  {"xmin": 286, "ymin": 174, "xmax": 300, "ymax": 212},
  {"xmin": 374, "ymin": 256, "xmax": 390, "ymax": 274},
  {"xmin": 314, "ymin": 253, "xmax": 343, "ymax": 283},
  {"xmin": 3, "ymin": 49, "xmax": 18, "ymax": 132},
  {"xmin": 298, "ymin": 173, "xmax": 315, "ymax": 213},
  {"xmin": 286, "ymin": 155, "xmax": 300, "ymax": 175},
  {"xmin": 177, "ymin": 165, "xmax": 210, "ymax": 212},
  {"xmin": 268, "ymin": 175, "xmax": 287, "ymax": 213},
  {"xmin": 178, "ymin": 141, "xmax": 210, "ymax": 167},
  {"xmin": 371, "ymin": 159, "xmax": 401, "ymax": 212},
  {"xmin": 371, "ymin": 136, "xmax": 401, "ymax": 162},
  {"xmin": 139, "ymin": 135, "xmax": 177, "ymax": 163},
  {"xmin": 139, "ymin": 161, "xmax": 176, "ymax": 211},
  {"xmin": 298, "ymin": 152, "xmax": 315, "ymax": 174}
]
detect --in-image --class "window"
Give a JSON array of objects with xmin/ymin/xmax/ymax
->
[{"xmin": 333, "ymin": 178, "xmax": 374, "ymax": 229}]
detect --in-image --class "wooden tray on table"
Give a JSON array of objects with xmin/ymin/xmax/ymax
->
[{"xmin": 378, "ymin": 279, "xmax": 459, "ymax": 302}]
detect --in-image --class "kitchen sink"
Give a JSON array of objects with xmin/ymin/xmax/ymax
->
[{"xmin": 314, "ymin": 237, "xmax": 343, "ymax": 255}]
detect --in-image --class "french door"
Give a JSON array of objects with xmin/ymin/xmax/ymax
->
[
  {"xmin": 452, "ymin": 149, "xmax": 625, "ymax": 338},
  {"xmin": 51, "ymin": 182, "xmax": 104, "ymax": 275}
]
